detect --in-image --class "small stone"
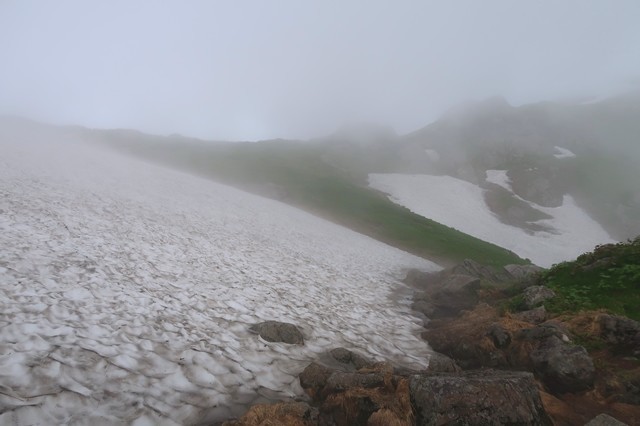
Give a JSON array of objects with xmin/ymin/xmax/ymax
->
[
  {"xmin": 249, "ymin": 321, "xmax": 304, "ymax": 345},
  {"xmin": 584, "ymin": 413, "xmax": 628, "ymax": 426}
]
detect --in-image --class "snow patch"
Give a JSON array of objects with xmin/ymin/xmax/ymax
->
[
  {"xmin": 0, "ymin": 130, "xmax": 440, "ymax": 424},
  {"xmin": 554, "ymin": 146, "xmax": 576, "ymax": 159},
  {"xmin": 485, "ymin": 170, "xmax": 513, "ymax": 191},
  {"xmin": 369, "ymin": 173, "xmax": 615, "ymax": 267}
]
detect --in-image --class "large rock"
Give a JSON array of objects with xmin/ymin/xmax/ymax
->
[
  {"xmin": 585, "ymin": 413, "xmax": 629, "ymax": 426},
  {"xmin": 522, "ymin": 285, "xmax": 556, "ymax": 309},
  {"xmin": 515, "ymin": 306, "xmax": 547, "ymax": 324},
  {"xmin": 412, "ymin": 274, "xmax": 481, "ymax": 319},
  {"xmin": 598, "ymin": 314, "xmax": 640, "ymax": 356},
  {"xmin": 249, "ymin": 321, "xmax": 304, "ymax": 345},
  {"xmin": 299, "ymin": 362, "xmax": 333, "ymax": 399},
  {"xmin": 530, "ymin": 336, "xmax": 595, "ymax": 393},
  {"xmin": 326, "ymin": 347, "xmax": 373, "ymax": 371},
  {"xmin": 486, "ymin": 323, "xmax": 511, "ymax": 348},
  {"xmin": 409, "ymin": 370, "xmax": 552, "ymax": 425},
  {"xmin": 452, "ymin": 259, "xmax": 510, "ymax": 283},
  {"xmin": 426, "ymin": 352, "xmax": 461, "ymax": 373},
  {"xmin": 504, "ymin": 264, "xmax": 544, "ymax": 282}
]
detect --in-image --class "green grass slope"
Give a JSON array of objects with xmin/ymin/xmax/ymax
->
[
  {"xmin": 542, "ymin": 237, "xmax": 640, "ymax": 320},
  {"xmin": 98, "ymin": 131, "xmax": 525, "ymax": 267}
]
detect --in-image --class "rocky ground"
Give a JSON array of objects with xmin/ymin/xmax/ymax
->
[{"xmin": 221, "ymin": 260, "xmax": 640, "ymax": 425}]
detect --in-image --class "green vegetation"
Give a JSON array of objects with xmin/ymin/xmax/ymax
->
[
  {"xmin": 541, "ymin": 237, "xmax": 640, "ymax": 320},
  {"xmin": 101, "ymin": 133, "xmax": 525, "ymax": 267}
]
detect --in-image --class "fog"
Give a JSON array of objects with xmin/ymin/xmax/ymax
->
[{"xmin": 1, "ymin": 1, "xmax": 640, "ymax": 141}]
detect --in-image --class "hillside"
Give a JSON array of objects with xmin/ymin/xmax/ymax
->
[
  {"xmin": 397, "ymin": 92, "xmax": 640, "ymax": 242},
  {"xmin": 85, "ymin": 125, "xmax": 524, "ymax": 268}
]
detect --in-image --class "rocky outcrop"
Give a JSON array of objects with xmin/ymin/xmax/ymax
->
[
  {"xmin": 522, "ymin": 285, "xmax": 556, "ymax": 309},
  {"xmin": 412, "ymin": 274, "xmax": 480, "ymax": 319},
  {"xmin": 598, "ymin": 314, "xmax": 640, "ymax": 356},
  {"xmin": 299, "ymin": 359, "xmax": 413, "ymax": 426},
  {"xmin": 530, "ymin": 336, "xmax": 596, "ymax": 393},
  {"xmin": 585, "ymin": 413, "xmax": 629, "ymax": 426},
  {"xmin": 326, "ymin": 347, "xmax": 373, "ymax": 371},
  {"xmin": 425, "ymin": 352, "xmax": 461, "ymax": 373},
  {"xmin": 504, "ymin": 264, "xmax": 544, "ymax": 283},
  {"xmin": 451, "ymin": 259, "xmax": 510, "ymax": 283},
  {"xmin": 515, "ymin": 306, "xmax": 547, "ymax": 324},
  {"xmin": 249, "ymin": 321, "xmax": 304, "ymax": 345},
  {"xmin": 409, "ymin": 370, "xmax": 552, "ymax": 425}
]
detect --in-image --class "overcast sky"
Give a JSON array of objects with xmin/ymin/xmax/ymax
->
[{"xmin": 1, "ymin": 1, "xmax": 639, "ymax": 141}]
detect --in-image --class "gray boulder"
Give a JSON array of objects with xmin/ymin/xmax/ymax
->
[
  {"xmin": 530, "ymin": 336, "xmax": 595, "ymax": 393},
  {"xmin": 249, "ymin": 321, "xmax": 304, "ymax": 345},
  {"xmin": 598, "ymin": 314, "xmax": 640, "ymax": 356},
  {"xmin": 326, "ymin": 347, "xmax": 373, "ymax": 371},
  {"xmin": 522, "ymin": 285, "xmax": 556, "ymax": 309},
  {"xmin": 515, "ymin": 306, "xmax": 547, "ymax": 324},
  {"xmin": 585, "ymin": 413, "xmax": 628, "ymax": 426},
  {"xmin": 426, "ymin": 352, "xmax": 461, "ymax": 373},
  {"xmin": 452, "ymin": 258, "xmax": 510, "ymax": 283},
  {"xmin": 486, "ymin": 323, "xmax": 511, "ymax": 348},
  {"xmin": 409, "ymin": 370, "xmax": 552, "ymax": 425},
  {"xmin": 412, "ymin": 274, "xmax": 481, "ymax": 319},
  {"xmin": 504, "ymin": 264, "xmax": 544, "ymax": 282}
]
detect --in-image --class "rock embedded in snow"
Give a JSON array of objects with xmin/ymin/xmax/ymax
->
[
  {"xmin": 249, "ymin": 321, "xmax": 305, "ymax": 345},
  {"xmin": 327, "ymin": 347, "xmax": 373, "ymax": 371}
]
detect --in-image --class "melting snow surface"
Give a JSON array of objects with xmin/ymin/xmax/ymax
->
[
  {"xmin": 369, "ymin": 173, "xmax": 615, "ymax": 267},
  {"xmin": 553, "ymin": 146, "xmax": 576, "ymax": 159},
  {"xmin": 0, "ymin": 130, "xmax": 440, "ymax": 425},
  {"xmin": 485, "ymin": 170, "xmax": 513, "ymax": 191}
]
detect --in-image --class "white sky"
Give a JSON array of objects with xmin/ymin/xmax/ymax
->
[{"xmin": 1, "ymin": 1, "xmax": 639, "ymax": 140}]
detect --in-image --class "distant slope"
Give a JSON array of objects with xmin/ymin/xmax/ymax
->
[
  {"xmin": 369, "ymin": 173, "xmax": 614, "ymax": 267},
  {"xmin": 397, "ymin": 92, "xmax": 640, "ymax": 241},
  {"xmin": 91, "ymin": 129, "xmax": 525, "ymax": 267}
]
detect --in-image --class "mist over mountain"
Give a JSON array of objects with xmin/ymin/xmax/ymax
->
[{"xmin": 392, "ymin": 92, "xmax": 640, "ymax": 240}]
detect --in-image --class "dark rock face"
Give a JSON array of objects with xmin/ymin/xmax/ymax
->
[
  {"xmin": 327, "ymin": 348, "xmax": 373, "ymax": 371},
  {"xmin": 298, "ymin": 359, "xmax": 414, "ymax": 426},
  {"xmin": 530, "ymin": 336, "xmax": 595, "ymax": 393},
  {"xmin": 515, "ymin": 306, "xmax": 547, "ymax": 324},
  {"xmin": 409, "ymin": 370, "xmax": 552, "ymax": 425},
  {"xmin": 504, "ymin": 264, "xmax": 544, "ymax": 282},
  {"xmin": 522, "ymin": 285, "xmax": 556, "ymax": 309},
  {"xmin": 486, "ymin": 323, "xmax": 511, "ymax": 348},
  {"xmin": 425, "ymin": 352, "xmax": 461, "ymax": 373},
  {"xmin": 323, "ymin": 372, "xmax": 386, "ymax": 393},
  {"xmin": 412, "ymin": 274, "xmax": 481, "ymax": 319},
  {"xmin": 584, "ymin": 413, "xmax": 629, "ymax": 426},
  {"xmin": 598, "ymin": 314, "xmax": 640, "ymax": 356},
  {"xmin": 249, "ymin": 321, "xmax": 304, "ymax": 345},
  {"xmin": 299, "ymin": 362, "xmax": 333, "ymax": 398},
  {"xmin": 516, "ymin": 322, "xmax": 570, "ymax": 343},
  {"xmin": 451, "ymin": 259, "xmax": 510, "ymax": 283}
]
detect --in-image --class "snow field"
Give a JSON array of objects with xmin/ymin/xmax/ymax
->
[
  {"xmin": 0, "ymin": 129, "xmax": 439, "ymax": 425},
  {"xmin": 368, "ymin": 173, "xmax": 615, "ymax": 267}
]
